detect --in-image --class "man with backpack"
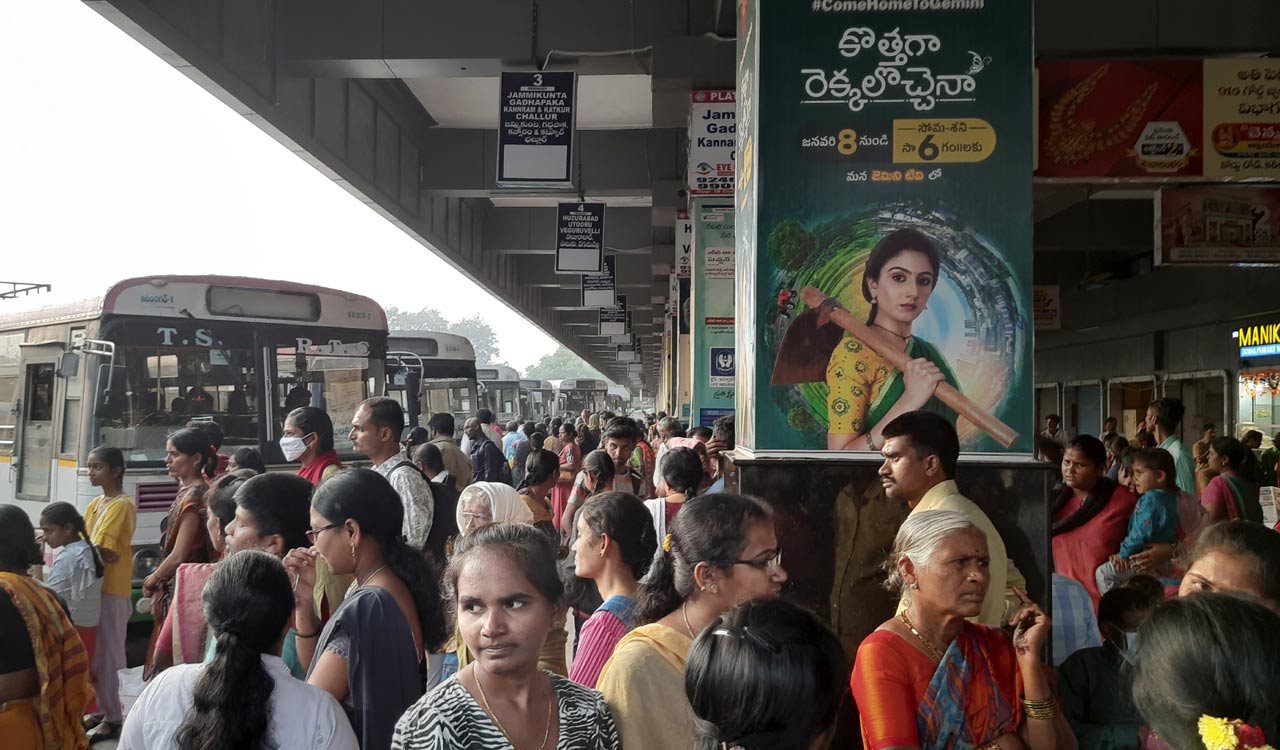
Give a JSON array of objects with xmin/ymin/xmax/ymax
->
[
  {"xmin": 466, "ymin": 417, "xmax": 509, "ymax": 484},
  {"xmin": 350, "ymin": 397, "xmax": 435, "ymax": 547}
]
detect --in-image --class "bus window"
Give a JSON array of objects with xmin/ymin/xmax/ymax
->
[
  {"xmin": 95, "ymin": 339, "xmax": 259, "ymax": 463},
  {"xmin": 273, "ymin": 343, "xmax": 379, "ymax": 454}
]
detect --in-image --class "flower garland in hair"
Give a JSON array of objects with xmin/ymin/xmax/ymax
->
[{"xmin": 1198, "ymin": 716, "xmax": 1273, "ymax": 750}]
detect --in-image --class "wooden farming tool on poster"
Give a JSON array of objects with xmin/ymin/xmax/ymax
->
[{"xmin": 798, "ymin": 286, "xmax": 1020, "ymax": 449}]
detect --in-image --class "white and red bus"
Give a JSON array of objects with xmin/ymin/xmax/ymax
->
[{"xmin": 0, "ymin": 275, "xmax": 387, "ymax": 598}]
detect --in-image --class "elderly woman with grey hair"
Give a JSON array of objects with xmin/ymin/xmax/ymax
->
[{"xmin": 851, "ymin": 510, "xmax": 1075, "ymax": 750}]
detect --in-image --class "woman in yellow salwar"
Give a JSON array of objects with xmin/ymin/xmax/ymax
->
[
  {"xmin": 597, "ymin": 494, "xmax": 787, "ymax": 750},
  {"xmin": 826, "ymin": 228, "xmax": 959, "ymax": 451},
  {"xmin": 0, "ymin": 505, "xmax": 93, "ymax": 750}
]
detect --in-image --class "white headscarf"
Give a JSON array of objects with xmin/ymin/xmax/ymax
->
[{"xmin": 456, "ymin": 481, "xmax": 533, "ymax": 533}]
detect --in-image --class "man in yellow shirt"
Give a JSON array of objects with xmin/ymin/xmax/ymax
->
[
  {"xmin": 83, "ymin": 485, "xmax": 137, "ymax": 738},
  {"xmin": 879, "ymin": 410, "xmax": 1026, "ymax": 626}
]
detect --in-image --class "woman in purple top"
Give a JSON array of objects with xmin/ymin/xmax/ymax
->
[{"xmin": 568, "ymin": 492, "xmax": 659, "ymax": 688}]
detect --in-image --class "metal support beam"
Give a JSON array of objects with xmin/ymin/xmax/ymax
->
[
  {"xmin": 421, "ymin": 129, "xmax": 681, "ymax": 197},
  {"xmin": 279, "ymin": 0, "xmax": 690, "ymax": 78},
  {"xmin": 486, "ymin": 206, "xmax": 654, "ymax": 254}
]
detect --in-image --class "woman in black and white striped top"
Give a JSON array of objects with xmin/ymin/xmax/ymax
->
[{"xmin": 392, "ymin": 523, "xmax": 619, "ymax": 750}]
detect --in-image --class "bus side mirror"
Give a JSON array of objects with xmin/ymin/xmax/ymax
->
[
  {"xmin": 57, "ymin": 352, "xmax": 80, "ymax": 379},
  {"xmin": 404, "ymin": 372, "xmax": 421, "ymax": 426},
  {"xmin": 96, "ymin": 364, "xmax": 128, "ymax": 418}
]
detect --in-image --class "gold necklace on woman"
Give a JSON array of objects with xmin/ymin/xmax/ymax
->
[
  {"xmin": 356, "ymin": 563, "xmax": 388, "ymax": 588},
  {"xmin": 899, "ymin": 610, "xmax": 944, "ymax": 663},
  {"xmin": 474, "ymin": 665, "xmax": 555, "ymax": 750}
]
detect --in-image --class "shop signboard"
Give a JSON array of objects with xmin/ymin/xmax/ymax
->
[
  {"xmin": 582, "ymin": 256, "xmax": 616, "ymax": 308},
  {"xmin": 688, "ymin": 91, "xmax": 736, "ymax": 195},
  {"xmin": 1033, "ymin": 286, "xmax": 1062, "ymax": 331},
  {"xmin": 497, "ymin": 71, "xmax": 576, "ymax": 186},
  {"xmin": 1156, "ymin": 187, "xmax": 1280, "ymax": 266},
  {"xmin": 1204, "ymin": 59, "xmax": 1280, "ymax": 178},
  {"xmin": 744, "ymin": 1, "xmax": 1034, "ymax": 454},
  {"xmin": 1236, "ymin": 321, "xmax": 1280, "ymax": 359},
  {"xmin": 691, "ymin": 201, "xmax": 735, "ymax": 426},
  {"xmin": 555, "ymin": 202, "xmax": 605, "ymax": 274}
]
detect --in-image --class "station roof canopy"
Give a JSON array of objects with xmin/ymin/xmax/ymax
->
[{"xmin": 82, "ymin": 0, "xmax": 1277, "ymax": 390}]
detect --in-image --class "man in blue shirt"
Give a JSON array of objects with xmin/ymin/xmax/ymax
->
[{"xmin": 1146, "ymin": 397, "xmax": 1197, "ymax": 496}]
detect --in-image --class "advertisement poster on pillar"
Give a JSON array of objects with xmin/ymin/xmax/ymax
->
[{"xmin": 745, "ymin": 2, "xmax": 1035, "ymax": 455}]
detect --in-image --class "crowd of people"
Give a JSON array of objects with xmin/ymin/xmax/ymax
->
[{"xmin": 5, "ymin": 396, "xmax": 1280, "ymax": 750}]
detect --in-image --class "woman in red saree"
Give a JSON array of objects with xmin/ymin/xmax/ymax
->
[
  {"xmin": 1052, "ymin": 435, "xmax": 1138, "ymax": 605},
  {"xmin": 852, "ymin": 510, "xmax": 1075, "ymax": 750},
  {"xmin": 143, "ymin": 428, "xmax": 216, "ymax": 674}
]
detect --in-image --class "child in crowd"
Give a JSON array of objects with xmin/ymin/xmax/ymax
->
[
  {"xmin": 82, "ymin": 445, "xmax": 137, "ymax": 742},
  {"xmin": 39, "ymin": 502, "xmax": 105, "ymax": 659},
  {"xmin": 1096, "ymin": 448, "xmax": 1181, "ymax": 594}
]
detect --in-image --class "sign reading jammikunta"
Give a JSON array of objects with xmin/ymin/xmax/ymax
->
[
  {"xmin": 740, "ymin": 0, "xmax": 1034, "ymax": 455},
  {"xmin": 498, "ymin": 72, "xmax": 576, "ymax": 186}
]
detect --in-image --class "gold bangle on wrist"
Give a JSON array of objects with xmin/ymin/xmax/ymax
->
[{"xmin": 1021, "ymin": 696, "xmax": 1058, "ymax": 720}]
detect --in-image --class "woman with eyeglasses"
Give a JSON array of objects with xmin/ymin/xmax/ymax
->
[
  {"xmin": 686, "ymin": 598, "xmax": 847, "ymax": 750},
  {"xmin": 392, "ymin": 523, "xmax": 620, "ymax": 750},
  {"xmin": 597, "ymin": 493, "xmax": 787, "ymax": 750},
  {"xmin": 283, "ymin": 468, "xmax": 449, "ymax": 750}
]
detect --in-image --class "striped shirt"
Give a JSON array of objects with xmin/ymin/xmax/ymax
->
[
  {"xmin": 392, "ymin": 672, "xmax": 619, "ymax": 750},
  {"xmin": 569, "ymin": 596, "xmax": 638, "ymax": 689},
  {"xmin": 1052, "ymin": 573, "xmax": 1102, "ymax": 666}
]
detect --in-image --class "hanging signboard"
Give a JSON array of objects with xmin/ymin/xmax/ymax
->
[
  {"xmin": 668, "ymin": 272, "xmax": 679, "ymax": 316},
  {"xmin": 1156, "ymin": 186, "xmax": 1280, "ymax": 266},
  {"xmin": 676, "ymin": 212, "xmax": 694, "ymax": 277},
  {"xmin": 555, "ymin": 202, "xmax": 605, "ymax": 274},
  {"xmin": 688, "ymin": 91, "xmax": 736, "ymax": 195},
  {"xmin": 498, "ymin": 71, "xmax": 576, "ymax": 186},
  {"xmin": 617, "ymin": 344, "xmax": 637, "ymax": 363},
  {"xmin": 1204, "ymin": 59, "xmax": 1280, "ymax": 178},
  {"xmin": 744, "ymin": 1, "xmax": 1034, "ymax": 455},
  {"xmin": 582, "ymin": 256, "xmax": 616, "ymax": 308},
  {"xmin": 601, "ymin": 294, "xmax": 628, "ymax": 336}
]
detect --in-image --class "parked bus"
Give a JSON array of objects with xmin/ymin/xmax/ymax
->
[
  {"xmin": 387, "ymin": 331, "xmax": 478, "ymax": 432},
  {"xmin": 519, "ymin": 379, "xmax": 555, "ymax": 421},
  {"xmin": 476, "ymin": 365, "xmax": 521, "ymax": 423},
  {"xmin": 556, "ymin": 378, "xmax": 609, "ymax": 415},
  {"xmin": 0, "ymin": 275, "xmax": 387, "ymax": 603},
  {"xmin": 606, "ymin": 384, "xmax": 631, "ymax": 414}
]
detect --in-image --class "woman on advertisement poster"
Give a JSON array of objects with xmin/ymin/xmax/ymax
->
[
  {"xmin": 768, "ymin": 225, "xmax": 1018, "ymax": 450},
  {"xmin": 775, "ymin": 228, "xmax": 960, "ymax": 451}
]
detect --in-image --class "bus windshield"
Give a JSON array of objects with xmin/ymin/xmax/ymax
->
[{"xmin": 93, "ymin": 320, "xmax": 381, "ymax": 464}]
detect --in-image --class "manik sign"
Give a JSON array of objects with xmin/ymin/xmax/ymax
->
[
  {"xmin": 1238, "ymin": 322, "xmax": 1280, "ymax": 358},
  {"xmin": 688, "ymin": 90, "xmax": 736, "ymax": 196}
]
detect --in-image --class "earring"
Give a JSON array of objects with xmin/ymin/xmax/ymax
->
[
  {"xmin": 910, "ymin": 582, "xmax": 919, "ymax": 590},
  {"xmin": 350, "ymin": 542, "xmax": 357, "ymax": 561},
  {"xmin": 709, "ymin": 583, "xmax": 720, "ymax": 595}
]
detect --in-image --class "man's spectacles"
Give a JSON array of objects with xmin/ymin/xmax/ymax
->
[{"xmin": 305, "ymin": 521, "xmax": 343, "ymax": 543}]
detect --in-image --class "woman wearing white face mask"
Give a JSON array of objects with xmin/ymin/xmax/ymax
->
[
  {"xmin": 284, "ymin": 407, "xmax": 343, "ymax": 487},
  {"xmin": 283, "ymin": 407, "xmax": 352, "ymax": 618}
]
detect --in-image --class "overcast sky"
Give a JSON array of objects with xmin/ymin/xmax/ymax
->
[{"xmin": 0, "ymin": 0, "xmax": 558, "ymax": 371}]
